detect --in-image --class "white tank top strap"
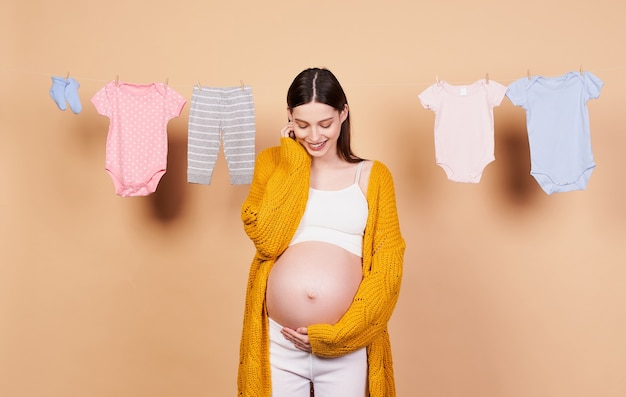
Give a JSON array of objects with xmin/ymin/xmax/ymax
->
[{"xmin": 354, "ymin": 161, "xmax": 364, "ymax": 184}]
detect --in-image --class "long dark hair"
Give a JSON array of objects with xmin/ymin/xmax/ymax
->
[{"xmin": 286, "ymin": 68, "xmax": 362, "ymax": 163}]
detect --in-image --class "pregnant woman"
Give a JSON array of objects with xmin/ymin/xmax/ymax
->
[{"xmin": 239, "ymin": 68, "xmax": 405, "ymax": 397}]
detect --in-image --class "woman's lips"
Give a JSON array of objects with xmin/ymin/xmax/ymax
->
[{"xmin": 306, "ymin": 140, "xmax": 327, "ymax": 151}]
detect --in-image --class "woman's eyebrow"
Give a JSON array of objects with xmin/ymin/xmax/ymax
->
[{"xmin": 294, "ymin": 117, "xmax": 334, "ymax": 123}]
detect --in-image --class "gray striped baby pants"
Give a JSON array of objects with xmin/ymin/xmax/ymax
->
[{"xmin": 187, "ymin": 86, "xmax": 256, "ymax": 185}]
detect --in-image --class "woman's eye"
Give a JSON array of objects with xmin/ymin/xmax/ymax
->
[{"xmin": 321, "ymin": 124, "xmax": 332, "ymax": 129}]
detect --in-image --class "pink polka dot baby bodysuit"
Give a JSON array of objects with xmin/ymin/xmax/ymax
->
[{"xmin": 91, "ymin": 81, "xmax": 186, "ymax": 197}]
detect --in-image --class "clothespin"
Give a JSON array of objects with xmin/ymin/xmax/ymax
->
[
  {"xmin": 196, "ymin": 80, "xmax": 203, "ymax": 90},
  {"xmin": 66, "ymin": 71, "xmax": 70, "ymax": 79},
  {"xmin": 527, "ymin": 69, "xmax": 531, "ymax": 81},
  {"xmin": 436, "ymin": 75, "xmax": 440, "ymax": 86},
  {"xmin": 579, "ymin": 64, "xmax": 584, "ymax": 76},
  {"xmin": 485, "ymin": 72, "xmax": 490, "ymax": 84},
  {"xmin": 165, "ymin": 77, "xmax": 169, "ymax": 87},
  {"xmin": 240, "ymin": 80, "xmax": 245, "ymax": 91},
  {"xmin": 115, "ymin": 74, "xmax": 120, "ymax": 86}
]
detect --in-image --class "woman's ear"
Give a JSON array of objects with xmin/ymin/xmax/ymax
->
[
  {"xmin": 340, "ymin": 104, "xmax": 349, "ymax": 122},
  {"xmin": 286, "ymin": 108, "xmax": 292, "ymax": 122}
]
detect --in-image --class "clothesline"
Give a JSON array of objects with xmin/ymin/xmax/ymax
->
[
  {"xmin": 2, "ymin": 65, "xmax": 625, "ymax": 91},
  {"xmin": 6, "ymin": 63, "xmax": 609, "ymax": 197}
]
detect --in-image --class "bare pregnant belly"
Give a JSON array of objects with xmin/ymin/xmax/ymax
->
[{"xmin": 266, "ymin": 241, "xmax": 363, "ymax": 329}]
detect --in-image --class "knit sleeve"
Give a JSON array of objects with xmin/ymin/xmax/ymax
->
[
  {"xmin": 241, "ymin": 137, "xmax": 311, "ymax": 260},
  {"xmin": 307, "ymin": 162, "xmax": 405, "ymax": 357}
]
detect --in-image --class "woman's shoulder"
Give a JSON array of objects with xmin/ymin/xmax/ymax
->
[
  {"xmin": 358, "ymin": 159, "xmax": 396, "ymax": 194},
  {"xmin": 368, "ymin": 159, "xmax": 394, "ymax": 179}
]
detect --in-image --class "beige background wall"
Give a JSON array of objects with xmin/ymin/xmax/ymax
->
[{"xmin": 1, "ymin": 1, "xmax": 625, "ymax": 396}]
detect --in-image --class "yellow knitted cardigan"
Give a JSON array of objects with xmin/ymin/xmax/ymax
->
[{"xmin": 239, "ymin": 138, "xmax": 405, "ymax": 397}]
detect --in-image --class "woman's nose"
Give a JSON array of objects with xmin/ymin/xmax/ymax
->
[{"xmin": 309, "ymin": 127, "xmax": 321, "ymax": 141}]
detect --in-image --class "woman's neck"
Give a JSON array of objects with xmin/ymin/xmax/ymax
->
[{"xmin": 310, "ymin": 154, "xmax": 346, "ymax": 171}]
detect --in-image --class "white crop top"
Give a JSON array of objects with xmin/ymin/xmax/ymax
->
[{"xmin": 289, "ymin": 161, "xmax": 369, "ymax": 257}]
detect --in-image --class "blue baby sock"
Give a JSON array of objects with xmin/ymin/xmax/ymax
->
[
  {"xmin": 64, "ymin": 77, "xmax": 82, "ymax": 114},
  {"xmin": 49, "ymin": 76, "xmax": 68, "ymax": 111}
]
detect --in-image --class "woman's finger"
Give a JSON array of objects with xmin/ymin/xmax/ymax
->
[{"xmin": 281, "ymin": 122, "xmax": 294, "ymax": 138}]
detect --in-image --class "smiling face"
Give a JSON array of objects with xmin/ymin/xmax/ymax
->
[{"xmin": 289, "ymin": 101, "xmax": 349, "ymax": 160}]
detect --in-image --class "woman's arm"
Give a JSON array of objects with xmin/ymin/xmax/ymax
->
[{"xmin": 241, "ymin": 137, "xmax": 311, "ymax": 260}]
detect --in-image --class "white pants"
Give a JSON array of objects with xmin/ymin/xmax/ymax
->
[{"xmin": 269, "ymin": 318, "xmax": 367, "ymax": 397}]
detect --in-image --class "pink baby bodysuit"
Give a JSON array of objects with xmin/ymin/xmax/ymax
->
[
  {"xmin": 91, "ymin": 81, "xmax": 186, "ymax": 197},
  {"xmin": 419, "ymin": 79, "xmax": 507, "ymax": 183}
]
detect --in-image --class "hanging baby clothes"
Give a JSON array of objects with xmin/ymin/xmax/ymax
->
[
  {"xmin": 49, "ymin": 76, "xmax": 82, "ymax": 114},
  {"xmin": 418, "ymin": 79, "xmax": 507, "ymax": 183},
  {"xmin": 91, "ymin": 81, "xmax": 187, "ymax": 197},
  {"xmin": 506, "ymin": 71, "xmax": 603, "ymax": 195},
  {"xmin": 187, "ymin": 85, "xmax": 256, "ymax": 185}
]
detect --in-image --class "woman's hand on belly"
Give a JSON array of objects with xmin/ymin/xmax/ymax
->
[{"xmin": 281, "ymin": 326, "xmax": 311, "ymax": 352}]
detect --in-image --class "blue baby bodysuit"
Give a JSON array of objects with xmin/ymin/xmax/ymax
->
[{"xmin": 506, "ymin": 71, "xmax": 603, "ymax": 194}]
